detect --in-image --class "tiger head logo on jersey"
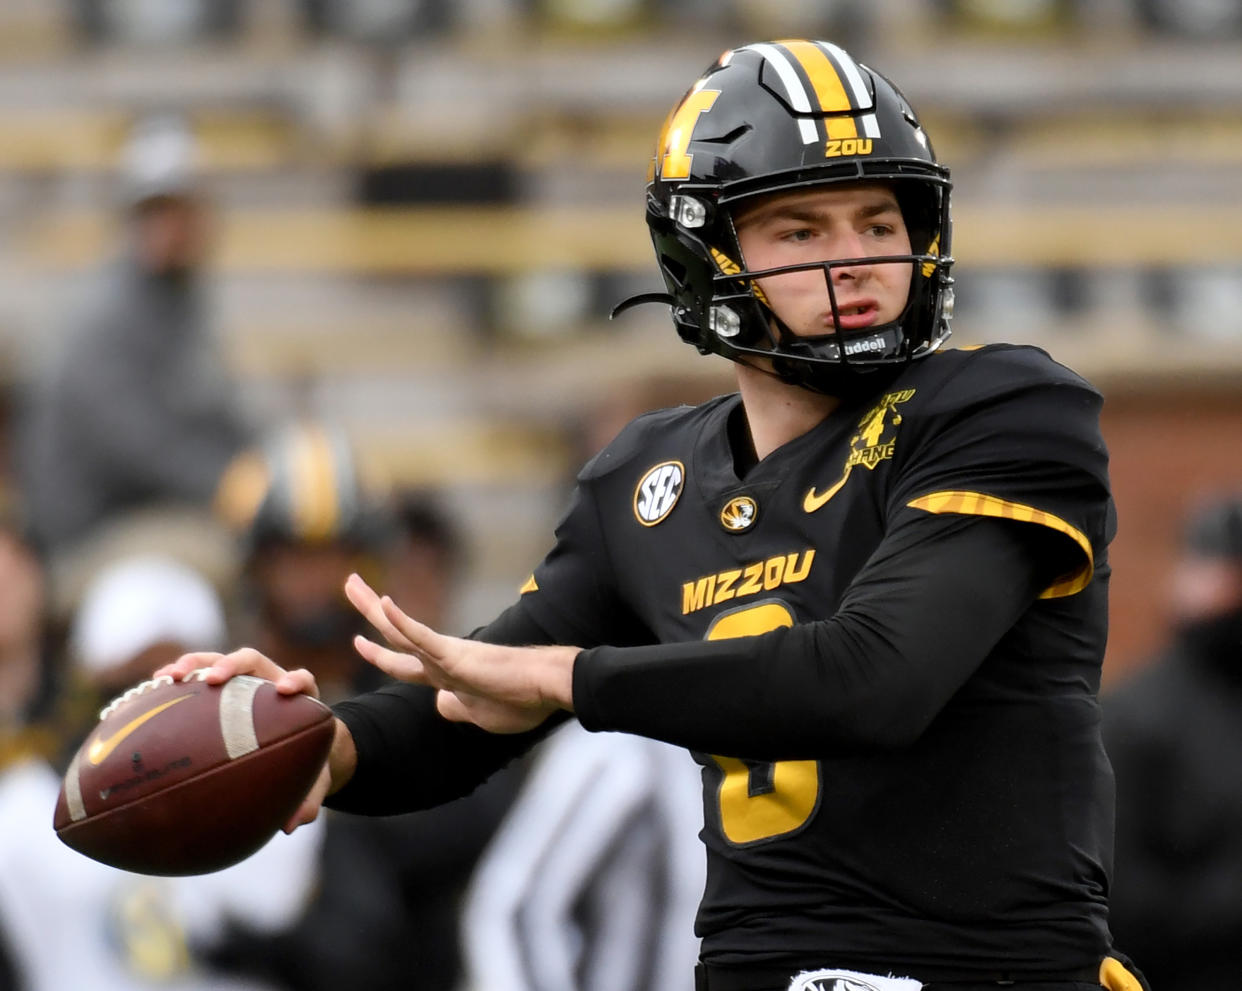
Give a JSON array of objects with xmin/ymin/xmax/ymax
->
[
  {"xmin": 633, "ymin": 461, "xmax": 685, "ymax": 526},
  {"xmin": 719, "ymin": 496, "xmax": 757, "ymax": 533}
]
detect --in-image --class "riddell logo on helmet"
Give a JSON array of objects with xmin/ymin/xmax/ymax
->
[
  {"xmin": 843, "ymin": 337, "xmax": 885, "ymax": 356},
  {"xmin": 825, "ymin": 138, "xmax": 873, "ymax": 158}
]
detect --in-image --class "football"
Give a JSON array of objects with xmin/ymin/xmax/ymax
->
[{"xmin": 53, "ymin": 669, "xmax": 335, "ymax": 876}]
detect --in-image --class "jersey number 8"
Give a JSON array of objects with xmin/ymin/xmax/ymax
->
[{"xmin": 704, "ymin": 601, "xmax": 821, "ymax": 845}]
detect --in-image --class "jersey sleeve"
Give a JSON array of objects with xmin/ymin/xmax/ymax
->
[
  {"xmin": 573, "ymin": 512, "xmax": 1059, "ymax": 758},
  {"xmin": 516, "ymin": 473, "xmax": 654, "ymax": 649},
  {"xmin": 889, "ymin": 347, "xmax": 1114, "ymax": 598}
]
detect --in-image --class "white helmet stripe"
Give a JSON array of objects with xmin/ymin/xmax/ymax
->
[
  {"xmin": 817, "ymin": 41, "xmax": 882, "ymax": 139},
  {"xmin": 741, "ymin": 43, "xmax": 819, "ymax": 145}
]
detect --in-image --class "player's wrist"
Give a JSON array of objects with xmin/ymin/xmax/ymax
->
[
  {"xmin": 326, "ymin": 717, "xmax": 357, "ymax": 794},
  {"xmin": 537, "ymin": 645, "xmax": 578, "ymax": 712}
]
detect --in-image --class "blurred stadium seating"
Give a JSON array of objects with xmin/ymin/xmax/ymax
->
[{"xmin": 0, "ymin": 0, "xmax": 1239, "ymax": 668}]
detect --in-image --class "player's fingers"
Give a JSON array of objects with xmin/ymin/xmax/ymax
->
[
  {"xmin": 284, "ymin": 763, "xmax": 331, "ymax": 833},
  {"xmin": 378, "ymin": 595, "xmax": 445, "ymax": 657},
  {"xmin": 151, "ymin": 651, "xmax": 226, "ymax": 682},
  {"xmin": 273, "ymin": 666, "xmax": 320, "ymax": 698},
  {"xmin": 344, "ymin": 572, "xmax": 416, "ymax": 650},
  {"xmin": 353, "ymin": 634, "xmax": 430, "ymax": 684},
  {"xmin": 207, "ymin": 646, "xmax": 292, "ymax": 686}
]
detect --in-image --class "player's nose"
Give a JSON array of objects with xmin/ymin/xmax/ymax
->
[{"xmin": 825, "ymin": 232, "xmax": 872, "ymax": 281}]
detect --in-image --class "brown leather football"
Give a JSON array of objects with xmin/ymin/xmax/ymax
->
[{"xmin": 53, "ymin": 669, "xmax": 334, "ymax": 876}]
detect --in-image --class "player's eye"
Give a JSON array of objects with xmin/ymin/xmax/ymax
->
[{"xmin": 781, "ymin": 228, "xmax": 815, "ymax": 243}]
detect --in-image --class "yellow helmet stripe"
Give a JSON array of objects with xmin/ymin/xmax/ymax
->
[
  {"xmin": 291, "ymin": 425, "xmax": 342, "ymax": 542},
  {"xmin": 816, "ymin": 41, "xmax": 881, "ymax": 138},
  {"xmin": 741, "ymin": 43, "xmax": 820, "ymax": 144},
  {"xmin": 778, "ymin": 40, "xmax": 858, "ymax": 141}
]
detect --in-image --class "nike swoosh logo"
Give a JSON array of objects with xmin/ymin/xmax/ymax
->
[
  {"xmin": 87, "ymin": 695, "xmax": 192, "ymax": 766},
  {"xmin": 803, "ymin": 467, "xmax": 852, "ymax": 513}
]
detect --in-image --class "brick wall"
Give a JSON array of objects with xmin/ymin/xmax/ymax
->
[{"xmin": 1100, "ymin": 381, "xmax": 1242, "ymax": 686}]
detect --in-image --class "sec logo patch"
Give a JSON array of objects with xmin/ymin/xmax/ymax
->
[{"xmin": 634, "ymin": 461, "xmax": 685, "ymax": 526}]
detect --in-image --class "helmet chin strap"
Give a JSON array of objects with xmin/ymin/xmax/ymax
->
[
  {"xmin": 728, "ymin": 312, "xmax": 846, "ymax": 397},
  {"xmin": 725, "ymin": 301, "xmax": 906, "ymax": 398}
]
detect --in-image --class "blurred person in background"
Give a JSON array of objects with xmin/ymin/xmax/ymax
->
[
  {"xmin": 463, "ymin": 722, "xmax": 704, "ymax": 991},
  {"xmin": 0, "ymin": 499, "xmax": 55, "ymax": 758},
  {"xmin": 209, "ymin": 429, "xmax": 521, "ymax": 991},
  {"xmin": 1103, "ymin": 493, "xmax": 1242, "ymax": 991},
  {"xmin": 226, "ymin": 421, "xmax": 388, "ymax": 706},
  {"xmin": 0, "ymin": 551, "xmax": 319, "ymax": 991},
  {"xmin": 0, "ymin": 500, "xmax": 58, "ymax": 991},
  {"xmin": 17, "ymin": 115, "xmax": 252, "ymax": 588}
]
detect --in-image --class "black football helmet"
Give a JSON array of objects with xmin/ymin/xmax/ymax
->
[{"xmin": 619, "ymin": 40, "xmax": 954, "ymax": 392}]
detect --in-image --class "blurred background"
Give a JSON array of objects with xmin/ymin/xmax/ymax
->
[
  {"xmin": 0, "ymin": 2, "xmax": 1240, "ymax": 989},
  {"xmin": 0, "ymin": 0, "xmax": 1238, "ymax": 678}
]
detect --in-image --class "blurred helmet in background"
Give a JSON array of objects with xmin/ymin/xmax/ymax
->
[{"xmin": 216, "ymin": 421, "xmax": 383, "ymax": 556}]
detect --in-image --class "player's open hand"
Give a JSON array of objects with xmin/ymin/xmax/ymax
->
[{"xmin": 344, "ymin": 572, "xmax": 577, "ymax": 734}]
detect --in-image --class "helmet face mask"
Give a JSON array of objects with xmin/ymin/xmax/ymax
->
[{"xmin": 639, "ymin": 40, "xmax": 954, "ymax": 393}]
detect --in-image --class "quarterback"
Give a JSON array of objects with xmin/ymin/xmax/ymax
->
[{"xmin": 159, "ymin": 40, "xmax": 1147, "ymax": 991}]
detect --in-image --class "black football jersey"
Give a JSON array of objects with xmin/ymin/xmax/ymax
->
[{"xmin": 515, "ymin": 344, "xmax": 1117, "ymax": 977}]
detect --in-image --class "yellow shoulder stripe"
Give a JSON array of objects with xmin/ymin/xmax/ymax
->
[
  {"xmin": 519, "ymin": 574, "xmax": 538, "ymax": 595},
  {"xmin": 1099, "ymin": 956, "xmax": 1146, "ymax": 991},
  {"xmin": 907, "ymin": 490, "xmax": 1093, "ymax": 599}
]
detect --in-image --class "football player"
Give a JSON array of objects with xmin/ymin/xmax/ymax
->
[{"xmin": 158, "ymin": 40, "xmax": 1149, "ymax": 991}]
